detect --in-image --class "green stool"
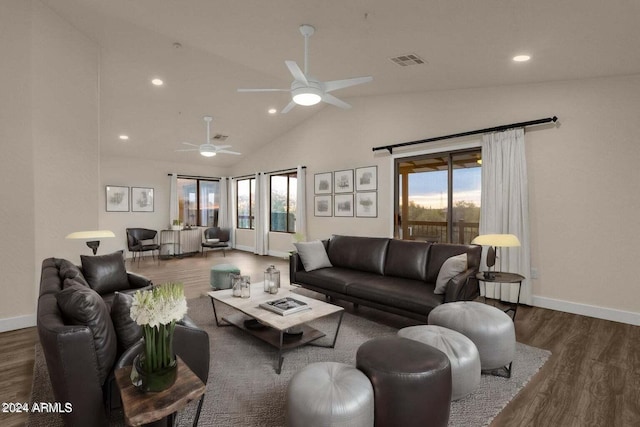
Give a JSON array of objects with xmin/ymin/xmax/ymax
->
[{"xmin": 210, "ymin": 264, "xmax": 241, "ymax": 290}]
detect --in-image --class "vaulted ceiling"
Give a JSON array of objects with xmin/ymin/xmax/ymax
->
[{"xmin": 41, "ymin": 0, "xmax": 640, "ymax": 167}]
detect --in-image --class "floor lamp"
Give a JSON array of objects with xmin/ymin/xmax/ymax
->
[
  {"xmin": 66, "ymin": 230, "xmax": 115, "ymax": 255},
  {"xmin": 471, "ymin": 234, "xmax": 521, "ymax": 279}
]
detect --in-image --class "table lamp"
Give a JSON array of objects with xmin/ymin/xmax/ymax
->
[
  {"xmin": 471, "ymin": 234, "xmax": 521, "ymax": 279},
  {"xmin": 66, "ymin": 230, "xmax": 116, "ymax": 255}
]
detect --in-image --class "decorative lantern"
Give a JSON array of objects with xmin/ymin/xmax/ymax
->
[{"xmin": 264, "ymin": 265, "xmax": 280, "ymax": 294}]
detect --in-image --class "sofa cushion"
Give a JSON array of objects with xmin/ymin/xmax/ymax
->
[
  {"xmin": 346, "ymin": 276, "xmax": 444, "ymax": 315},
  {"xmin": 384, "ymin": 240, "xmax": 430, "ymax": 281},
  {"xmin": 294, "ymin": 267, "xmax": 377, "ymax": 294},
  {"xmin": 81, "ymin": 251, "xmax": 129, "ymax": 295},
  {"xmin": 55, "ymin": 284, "xmax": 117, "ymax": 384},
  {"xmin": 434, "ymin": 253, "xmax": 467, "ymax": 294},
  {"xmin": 327, "ymin": 235, "xmax": 389, "ymax": 275},
  {"xmin": 294, "ymin": 241, "xmax": 333, "ymax": 271},
  {"xmin": 58, "ymin": 259, "xmax": 89, "ymax": 287},
  {"xmin": 110, "ymin": 292, "xmax": 142, "ymax": 352},
  {"xmin": 426, "ymin": 244, "xmax": 477, "ymax": 283}
]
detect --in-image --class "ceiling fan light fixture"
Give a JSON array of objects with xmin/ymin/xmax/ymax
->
[
  {"xmin": 199, "ymin": 144, "xmax": 217, "ymax": 157},
  {"xmin": 292, "ymin": 87, "xmax": 322, "ymax": 106}
]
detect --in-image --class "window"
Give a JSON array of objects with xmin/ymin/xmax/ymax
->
[
  {"xmin": 177, "ymin": 178, "xmax": 220, "ymax": 227},
  {"xmin": 395, "ymin": 149, "xmax": 481, "ymax": 244},
  {"xmin": 237, "ymin": 178, "xmax": 255, "ymax": 229},
  {"xmin": 270, "ymin": 172, "xmax": 297, "ymax": 233}
]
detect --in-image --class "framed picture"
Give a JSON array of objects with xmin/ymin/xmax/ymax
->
[
  {"xmin": 131, "ymin": 187, "xmax": 154, "ymax": 212},
  {"xmin": 356, "ymin": 166, "xmax": 377, "ymax": 191},
  {"xmin": 334, "ymin": 169, "xmax": 354, "ymax": 193},
  {"xmin": 314, "ymin": 172, "xmax": 332, "ymax": 194},
  {"xmin": 334, "ymin": 194, "xmax": 354, "ymax": 217},
  {"xmin": 356, "ymin": 192, "xmax": 377, "ymax": 217},
  {"xmin": 314, "ymin": 195, "xmax": 332, "ymax": 217},
  {"xmin": 105, "ymin": 185, "xmax": 129, "ymax": 212}
]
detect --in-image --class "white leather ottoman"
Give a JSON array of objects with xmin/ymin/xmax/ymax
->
[
  {"xmin": 428, "ymin": 301, "xmax": 515, "ymax": 376},
  {"xmin": 286, "ymin": 362, "xmax": 374, "ymax": 427}
]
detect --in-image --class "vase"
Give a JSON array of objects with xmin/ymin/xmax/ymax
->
[{"xmin": 132, "ymin": 352, "xmax": 177, "ymax": 393}]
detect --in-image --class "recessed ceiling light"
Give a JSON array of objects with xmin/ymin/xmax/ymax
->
[
  {"xmin": 513, "ymin": 55, "xmax": 531, "ymax": 62},
  {"xmin": 268, "ymin": 108, "xmax": 277, "ymax": 115},
  {"xmin": 151, "ymin": 78, "xmax": 164, "ymax": 86},
  {"xmin": 119, "ymin": 135, "xmax": 129, "ymax": 140}
]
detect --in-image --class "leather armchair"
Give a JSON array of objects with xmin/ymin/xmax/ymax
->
[
  {"xmin": 126, "ymin": 228, "xmax": 160, "ymax": 265},
  {"xmin": 37, "ymin": 257, "xmax": 209, "ymax": 426}
]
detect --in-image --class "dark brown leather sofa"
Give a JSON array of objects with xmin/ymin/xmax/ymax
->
[
  {"xmin": 290, "ymin": 235, "xmax": 481, "ymax": 321},
  {"xmin": 37, "ymin": 256, "xmax": 209, "ymax": 426}
]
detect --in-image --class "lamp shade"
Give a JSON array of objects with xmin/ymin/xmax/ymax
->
[
  {"xmin": 66, "ymin": 230, "xmax": 115, "ymax": 239},
  {"xmin": 471, "ymin": 234, "xmax": 520, "ymax": 247}
]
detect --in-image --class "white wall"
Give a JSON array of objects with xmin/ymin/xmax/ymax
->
[
  {"xmin": 233, "ymin": 75, "xmax": 640, "ymax": 324},
  {"xmin": 98, "ymin": 155, "xmax": 231, "ymax": 257},
  {"xmin": 0, "ymin": 0, "xmax": 100, "ymax": 330}
]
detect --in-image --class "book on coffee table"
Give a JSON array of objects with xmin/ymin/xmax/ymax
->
[{"xmin": 260, "ymin": 297, "xmax": 311, "ymax": 316}]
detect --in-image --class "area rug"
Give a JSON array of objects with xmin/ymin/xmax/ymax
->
[{"xmin": 28, "ymin": 295, "xmax": 550, "ymax": 427}]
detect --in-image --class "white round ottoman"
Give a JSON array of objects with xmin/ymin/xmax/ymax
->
[
  {"xmin": 428, "ymin": 302, "xmax": 515, "ymax": 375},
  {"xmin": 286, "ymin": 362, "xmax": 374, "ymax": 427},
  {"xmin": 398, "ymin": 325, "xmax": 480, "ymax": 400}
]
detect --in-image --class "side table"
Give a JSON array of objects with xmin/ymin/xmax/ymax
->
[
  {"xmin": 115, "ymin": 356, "xmax": 206, "ymax": 426},
  {"xmin": 475, "ymin": 272, "xmax": 525, "ymax": 320}
]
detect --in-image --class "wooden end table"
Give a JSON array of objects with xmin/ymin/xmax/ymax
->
[
  {"xmin": 476, "ymin": 271, "xmax": 525, "ymax": 320},
  {"xmin": 114, "ymin": 356, "xmax": 206, "ymax": 426}
]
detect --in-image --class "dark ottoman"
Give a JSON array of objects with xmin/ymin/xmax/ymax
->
[{"xmin": 356, "ymin": 336, "xmax": 451, "ymax": 427}]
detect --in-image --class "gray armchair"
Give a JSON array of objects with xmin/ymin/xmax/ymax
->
[
  {"xmin": 201, "ymin": 227, "xmax": 231, "ymax": 257},
  {"xmin": 126, "ymin": 228, "xmax": 160, "ymax": 265}
]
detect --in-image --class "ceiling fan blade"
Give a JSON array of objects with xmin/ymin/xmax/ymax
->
[
  {"xmin": 211, "ymin": 144, "xmax": 231, "ymax": 150},
  {"xmin": 280, "ymin": 100, "xmax": 297, "ymax": 114},
  {"xmin": 182, "ymin": 142, "xmax": 199, "ymax": 147},
  {"xmin": 285, "ymin": 60, "xmax": 309, "ymax": 85},
  {"xmin": 175, "ymin": 148, "xmax": 198, "ymax": 152},
  {"xmin": 237, "ymin": 88, "xmax": 289, "ymax": 92},
  {"xmin": 323, "ymin": 93, "xmax": 352, "ymax": 109},
  {"xmin": 323, "ymin": 76, "xmax": 373, "ymax": 93},
  {"xmin": 217, "ymin": 150, "xmax": 242, "ymax": 155}
]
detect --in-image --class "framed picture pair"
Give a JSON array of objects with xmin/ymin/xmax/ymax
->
[{"xmin": 105, "ymin": 186, "xmax": 154, "ymax": 212}]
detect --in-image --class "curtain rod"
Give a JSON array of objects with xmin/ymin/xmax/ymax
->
[
  {"xmin": 372, "ymin": 116, "xmax": 558, "ymax": 154},
  {"xmin": 231, "ymin": 166, "xmax": 306, "ymax": 180},
  {"xmin": 167, "ymin": 174, "xmax": 222, "ymax": 180}
]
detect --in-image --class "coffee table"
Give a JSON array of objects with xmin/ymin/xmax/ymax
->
[{"xmin": 208, "ymin": 283, "xmax": 344, "ymax": 374}]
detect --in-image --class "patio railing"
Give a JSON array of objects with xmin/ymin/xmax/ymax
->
[{"xmin": 406, "ymin": 219, "xmax": 479, "ymax": 244}]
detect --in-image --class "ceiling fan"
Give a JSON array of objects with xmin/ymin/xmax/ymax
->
[
  {"xmin": 175, "ymin": 116, "xmax": 241, "ymax": 157},
  {"xmin": 238, "ymin": 24, "xmax": 373, "ymax": 113}
]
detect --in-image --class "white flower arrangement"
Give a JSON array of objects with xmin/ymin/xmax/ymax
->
[
  {"xmin": 130, "ymin": 282, "xmax": 188, "ymax": 327},
  {"xmin": 130, "ymin": 282, "xmax": 187, "ymax": 372}
]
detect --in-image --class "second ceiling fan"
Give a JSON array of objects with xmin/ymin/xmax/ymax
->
[{"xmin": 238, "ymin": 24, "xmax": 373, "ymax": 113}]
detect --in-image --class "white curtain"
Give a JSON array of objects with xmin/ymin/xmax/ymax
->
[
  {"xmin": 169, "ymin": 173, "xmax": 178, "ymax": 226},
  {"xmin": 479, "ymin": 128, "xmax": 532, "ymax": 305},
  {"xmin": 295, "ymin": 166, "xmax": 307, "ymax": 239},
  {"xmin": 218, "ymin": 177, "xmax": 229, "ymax": 228},
  {"xmin": 228, "ymin": 178, "xmax": 238, "ymax": 248},
  {"xmin": 254, "ymin": 172, "xmax": 269, "ymax": 255}
]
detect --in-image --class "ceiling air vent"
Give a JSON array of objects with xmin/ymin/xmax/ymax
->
[
  {"xmin": 212, "ymin": 134, "xmax": 229, "ymax": 141},
  {"xmin": 389, "ymin": 53, "xmax": 425, "ymax": 67}
]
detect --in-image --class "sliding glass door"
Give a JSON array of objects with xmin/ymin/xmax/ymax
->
[{"xmin": 395, "ymin": 149, "xmax": 481, "ymax": 244}]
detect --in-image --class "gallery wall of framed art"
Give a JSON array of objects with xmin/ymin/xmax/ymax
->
[{"xmin": 314, "ymin": 166, "xmax": 377, "ymax": 218}]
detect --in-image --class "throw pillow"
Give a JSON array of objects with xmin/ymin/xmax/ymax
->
[
  {"xmin": 434, "ymin": 253, "xmax": 468, "ymax": 294},
  {"xmin": 58, "ymin": 259, "xmax": 89, "ymax": 287},
  {"xmin": 110, "ymin": 291, "xmax": 142, "ymax": 351},
  {"xmin": 56, "ymin": 284, "xmax": 117, "ymax": 384},
  {"xmin": 81, "ymin": 251, "xmax": 129, "ymax": 295},
  {"xmin": 294, "ymin": 241, "xmax": 333, "ymax": 272}
]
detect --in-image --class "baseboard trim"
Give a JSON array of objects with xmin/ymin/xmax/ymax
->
[
  {"xmin": 267, "ymin": 250, "xmax": 291, "ymax": 259},
  {"xmin": 233, "ymin": 245, "xmax": 255, "ymax": 253},
  {"xmin": 0, "ymin": 314, "xmax": 37, "ymax": 333},
  {"xmin": 532, "ymin": 296, "xmax": 640, "ymax": 326}
]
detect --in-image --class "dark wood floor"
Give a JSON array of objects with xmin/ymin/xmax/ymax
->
[{"xmin": 2, "ymin": 250, "xmax": 638, "ymax": 427}]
